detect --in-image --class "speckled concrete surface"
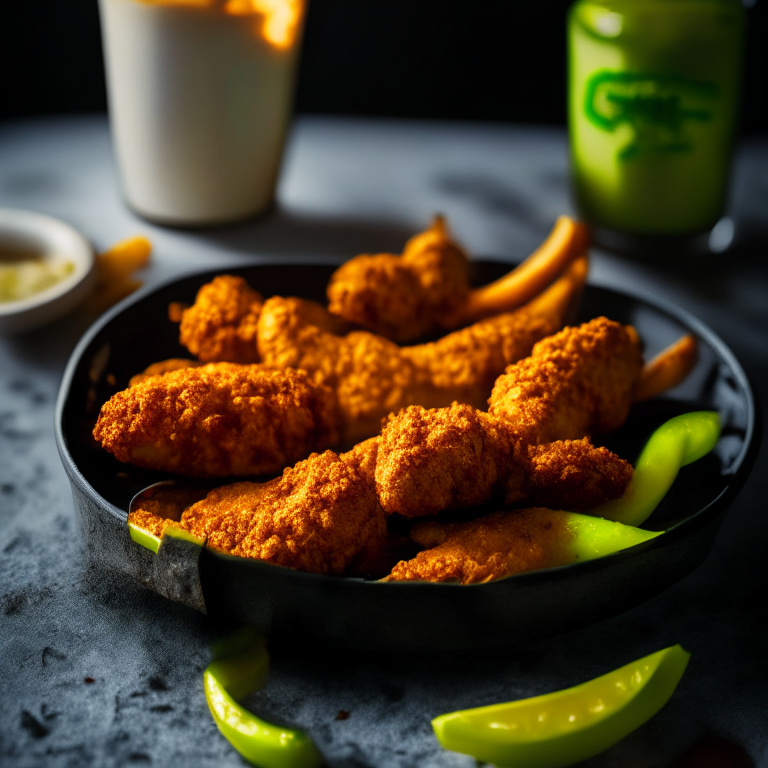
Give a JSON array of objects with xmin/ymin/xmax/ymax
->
[{"xmin": 1, "ymin": 116, "xmax": 767, "ymax": 767}]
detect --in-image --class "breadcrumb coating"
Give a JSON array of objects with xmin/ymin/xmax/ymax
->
[
  {"xmin": 257, "ymin": 296, "xmax": 560, "ymax": 444},
  {"xmin": 179, "ymin": 275, "xmax": 263, "ymax": 363},
  {"xmin": 516, "ymin": 439, "xmax": 634, "ymax": 511},
  {"xmin": 178, "ymin": 451, "xmax": 386, "ymax": 576},
  {"xmin": 326, "ymin": 216, "xmax": 470, "ymax": 342},
  {"xmin": 384, "ymin": 509, "xmax": 575, "ymax": 584},
  {"xmin": 489, "ymin": 316, "xmax": 643, "ymax": 444},
  {"xmin": 375, "ymin": 404, "xmax": 632, "ymax": 518},
  {"xmin": 93, "ymin": 364, "xmax": 340, "ymax": 478},
  {"xmin": 375, "ymin": 404, "xmax": 515, "ymax": 517}
]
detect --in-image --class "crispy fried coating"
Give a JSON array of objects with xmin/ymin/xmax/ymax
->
[
  {"xmin": 489, "ymin": 317, "xmax": 643, "ymax": 444},
  {"xmin": 179, "ymin": 275, "xmax": 264, "ymax": 363},
  {"xmin": 326, "ymin": 216, "xmax": 470, "ymax": 342},
  {"xmin": 384, "ymin": 509, "xmax": 575, "ymax": 584},
  {"xmin": 177, "ymin": 451, "xmax": 386, "ymax": 576},
  {"xmin": 375, "ymin": 404, "xmax": 517, "ymax": 517},
  {"xmin": 375, "ymin": 404, "xmax": 632, "ymax": 517},
  {"xmin": 128, "ymin": 358, "xmax": 203, "ymax": 386},
  {"xmin": 178, "ymin": 275, "xmax": 350, "ymax": 363},
  {"xmin": 93, "ymin": 364, "xmax": 340, "ymax": 478},
  {"xmin": 257, "ymin": 296, "xmax": 560, "ymax": 444},
  {"xmin": 515, "ymin": 439, "xmax": 634, "ymax": 511}
]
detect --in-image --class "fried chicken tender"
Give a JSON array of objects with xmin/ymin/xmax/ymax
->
[
  {"xmin": 384, "ymin": 509, "xmax": 576, "ymax": 584},
  {"xmin": 326, "ymin": 216, "xmax": 590, "ymax": 342},
  {"xmin": 375, "ymin": 404, "xmax": 632, "ymax": 517},
  {"xmin": 179, "ymin": 275, "xmax": 264, "ymax": 363},
  {"xmin": 178, "ymin": 275, "xmax": 348, "ymax": 363},
  {"xmin": 257, "ymin": 295, "xmax": 560, "ymax": 444},
  {"xmin": 489, "ymin": 316, "xmax": 643, "ymax": 444},
  {"xmin": 516, "ymin": 439, "xmax": 633, "ymax": 511},
  {"xmin": 326, "ymin": 216, "xmax": 470, "ymax": 342},
  {"xmin": 94, "ymin": 364, "xmax": 340, "ymax": 478},
  {"xmin": 176, "ymin": 451, "xmax": 386, "ymax": 576},
  {"xmin": 375, "ymin": 404, "xmax": 516, "ymax": 517}
]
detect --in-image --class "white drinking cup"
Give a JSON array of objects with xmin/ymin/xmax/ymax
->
[{"xmin": 98, "ymin": 0, "xmax": 305, "ymax": 225}]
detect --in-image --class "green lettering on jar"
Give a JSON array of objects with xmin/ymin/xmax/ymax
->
[{"xmin": 584, "ymin": 71, "xmax": 718, "ymax": 160}]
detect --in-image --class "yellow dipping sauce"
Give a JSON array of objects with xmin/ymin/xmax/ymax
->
[{"xmin": 0, "ymin": 246, "xmax": 75, "ymax": 303}]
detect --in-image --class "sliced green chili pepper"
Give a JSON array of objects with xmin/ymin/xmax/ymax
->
[
  {"xmin": 129, "ymin": 522, "xmax": 204, "ymax": 553},
  {"xmin": 204, "ymin": 628, "xmax": 323, "ymax": 768},
  {"xmin": 432, "ymin": 644, "xmax": 690, "ymax": 768},
  {"xmin": 593, "ymin": 411, "xmax": 721, "ymax": 527},
  {"xmin": 558, "ymin": 510, "xmax": 661, "ymax": 562}
]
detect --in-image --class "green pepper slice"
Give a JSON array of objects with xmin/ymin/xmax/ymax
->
[
  {"xmin": 593, "ymin": 411, "xmax": 721, "ymax": 527},
  {"xmin": 204, "ymin": 628, "xmax": 323, "ymax": 768},
  {"xmin": 432, "ymin": 644, "xmax": 690, "ymax": 768}
]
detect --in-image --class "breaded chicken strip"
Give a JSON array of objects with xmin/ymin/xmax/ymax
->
[
  {"xmin": 257, "ymin": 296, "xmax": 560, "ymax": 444},
  {"xmin": 384, "ymin": 509, "xmax": 576, "ymax": 584},
  {"xmin": 326, "ymin": 216, "xmax": 470, "ymax": 342},
  {"xmin": 94, "ymin": 364, "xmax": 340, "ymax": 478},
  {"xmin": 178, "ymin": 275, "xmax": 348, "ymax": 363},
  {"xmin": 489, "ymin": 316, "xmax": 643, "ymax": 444},
  {"xmin": 327, "ymin": 216, "xmax": 590, "ymax": 342},
  {"xmin": 169, "ymin": 451, "xmax": 385, "ymax": 576},
  {"xmin": 179, "ymin": 275, "xmax": 264, "ymax": 363},
  {"xmin": 375, "ymin": 404, "xmax": 516, "ymax": 517},
  {"xmin": 375, "ymin": 404, "xmax": 632, "ymax": 517}
]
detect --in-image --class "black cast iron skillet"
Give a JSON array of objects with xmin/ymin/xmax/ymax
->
[{"xmin": 55, "ymin": 260, "xmax": 760, "ymax": 651}]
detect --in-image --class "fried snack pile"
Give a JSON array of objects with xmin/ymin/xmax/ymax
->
[
  {"xmin": 257, "ymin": 294, "xmax": 561, "ymax": 444},
  {"xmin": 94, "ymin": 364, "xmax": 339, "ymax": 478},
  {"xmin": 374, "ymin": 404, "xmax": 633, "ymax": 518},
  {"xmin": 326, "ymin": 215, "xmax": 590, "ymax": 342},
  {"xmin": 96, "ymin": 217, "xmax": 698, "ymax": 584},
  {"xmin": 125, "ymin": 318, "xmax": 648, "ymax": 582},
  {"xmin": 178, "ymin": 275, "xmax": 349, "ymax": 364}
]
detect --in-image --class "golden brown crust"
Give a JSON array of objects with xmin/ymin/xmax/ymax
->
[
  {"xmin": 179, "ymin": 451, "xmax": 386, "ymax": 576},
  {"xmin": 374, "ymin": 406, "xmax": 632, "ymax": 519},
  {"xmin": 257, "ymin": 296, "xmax": 559, "ymax": 444},
  {"xmin": 179, "ymin": 275, "xmax": 263, "ymax": 363},
  {"xmin": 489, "ymin": 317, "xmax": 643, "ymax": 444},
  {"xmin": 516, "ymin": 439, "xmax": 633, "ymax": 511},
  {"xmin": 326, "ymin": 217, "xmax": 470, "ymax": 342},
  {"xmin": 385, "ymin": 508, "xmax": 575, "ymax": 584},
  {"xmin": 93, "ymin": 364, "xmax": 340, "ymax": 478},
  {"xmin": 375, "ymin": 404, "xmax": 515, "ymax": 517}
]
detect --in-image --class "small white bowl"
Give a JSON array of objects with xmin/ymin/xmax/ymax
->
[{"xmin": 0, "ymin": 208, "xmax": 95, "ymax": 335}]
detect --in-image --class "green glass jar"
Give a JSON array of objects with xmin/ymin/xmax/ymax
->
[{"xmin": 568, "ymin": 0, "xmax": 744, "ymax": 240}]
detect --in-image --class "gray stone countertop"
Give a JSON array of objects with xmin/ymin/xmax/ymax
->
[{"xmin": 1, "ymin": 115, "xmax": 767, "ymax": 767}]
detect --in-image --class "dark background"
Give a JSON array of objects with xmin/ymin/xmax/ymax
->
[{"xmin": 1, "ymin": 0, "xmax": 766, "ymax": 133}]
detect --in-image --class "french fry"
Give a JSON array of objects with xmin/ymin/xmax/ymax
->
[
  {"xmin": 85, "ymin": 236, "xmax": 152, "ymax": 315},
  {"xmin": 454, "ymin": 216, "xmax": 591, "ymax": 325},
  {"xmin": 524, "ymin": 253, "xmax": 589, "ymax": 326},
  {"xmin": 97, "ymin": 236, "xmax": 151, "ymax": 282},
  {"xmin": 634, "ymin": 334, "xmax": 698, "ymax": 402}
]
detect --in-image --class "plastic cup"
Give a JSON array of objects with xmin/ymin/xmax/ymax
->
[{"xmin": 98, "ymin": 0, "xmax": 305, "ymax": 226}]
